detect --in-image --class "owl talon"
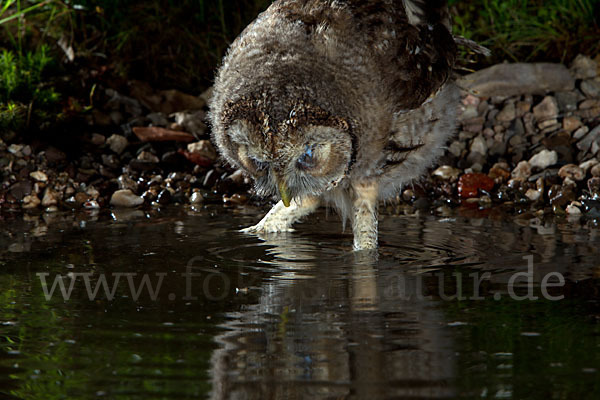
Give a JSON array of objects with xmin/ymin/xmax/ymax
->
[{"xmin": 240, "ymin": 223, "xmax": 295, "ymax": 234}]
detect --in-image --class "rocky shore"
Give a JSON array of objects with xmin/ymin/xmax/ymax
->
[{"xmin": 1, "ymin": 55, "xmax": 599, "ymax": 221}]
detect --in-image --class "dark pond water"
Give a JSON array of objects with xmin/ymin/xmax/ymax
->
[{"xmin": 1, "ymin": 205, "xmax": 599, "ymax": 399}]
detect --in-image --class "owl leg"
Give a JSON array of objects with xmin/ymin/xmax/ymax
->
[
  {"xmin": 241, "ymin": 196, "xmax": 320, "ymax": 234},
  {"xmin": 352, "ymin": 181, "xmax": 379, "ymax": 250}
]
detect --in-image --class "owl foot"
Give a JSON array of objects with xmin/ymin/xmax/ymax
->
[
  {"xmin": 240, "ymin": 196, "xmax": 320, "ymax": 235},
  {"xmin": 240, "ymin": 219, "xmax": 295, "ymax": 234},
  {"xmin": 352, "ymin": 181, "xmax": 379, "ymax": 251}
]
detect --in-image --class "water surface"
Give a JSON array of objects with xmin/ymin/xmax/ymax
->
[{"xmin": 1, "ymin": 205, "xmax": 599, "ymax": 399}]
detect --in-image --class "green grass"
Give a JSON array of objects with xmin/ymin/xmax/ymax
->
[
  {"xmin": 449, "ymin": 0, "xmax": 600, "ymax": 65},
  {"xmin": 0, "ymin": 1, "xmax": 65, "ymax": 133}
]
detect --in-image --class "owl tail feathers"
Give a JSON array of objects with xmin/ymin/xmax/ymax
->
[{"xmin": 453, "ymin": 35, "xmax": 491, "ymax": 57}]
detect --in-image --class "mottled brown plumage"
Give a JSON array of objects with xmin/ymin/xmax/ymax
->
[{"xmin": 209, "ymin": 0, "xmax": 459, "ymax": 250}]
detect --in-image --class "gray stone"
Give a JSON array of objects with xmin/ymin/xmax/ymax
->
[
  {"xmin": 460, "ymin": 105, "xmax": 478, "ymax": 120},
  {"xmin": 496, "ymin": 102, "xmax": 516, "ymax": 122},
  {"xmin": 577, "ymin": 125, "xmax": 600, "ymax": 153},
  {"xmin": 448, "ymin": 141, "xmax": 465, "ymax": 157},
  {"xmin": 570, "ymin": 54, "xmax": 597, "ymax": 80},
  {"xmin": 573, "ymin": 126, "xmax": 589, "ymax": 140},
  {"xmin": 146, "ymin": 112, "xmax": 169, "ymax": 127},
  {"xmin": 101, "ymin": 154, "xmax": 120, "ymax": 169},
  {"xmin": 555, "ymin": 91, "xmax": 580, "ymax": 112},
  {"xmin": 489, "ymin": 141, "xmax": 507, "ymax": 156},
  {"xmin": 171, "ymin": 110, "xmax": 207, "ymax": 137},
  {"xmin": 106, "ymin": 134, "xmax": 129, "ymax": 154},
  {"xmin": 457, "ymin": 63, "xmax": 575, "ymax": 97},
  {"xmin": 10, "ymin": 180, "xmax": 32, "ymax": 200},
  {"xmin": 470, "ymin": 135, "xmax": 488, "ymax": 155},
  {"xmin": 533, "ymin": 96, "xmax": 559, "ymax": 122}
]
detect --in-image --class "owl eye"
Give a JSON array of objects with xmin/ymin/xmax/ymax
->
[{"xmin": 297, "ymin": 144, "xmax": 317, "ymax": 170}]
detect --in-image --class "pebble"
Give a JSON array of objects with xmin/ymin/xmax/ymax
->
[
  {"xmin": 223, "ymin": 193, "xmax": 248, "ymax": 205},
  {"xmin": 30, "ymin": 171, "xmax": 48, "ymax": 182},
  {"xmin": 580, "ymin": 159, "xmax": 599, "ymax": 173},
  {"xmin": 525, "ymin": 188, "xmax": 541, "ymax": 202},
  {"xmin": 157, "ymin": 189, "xmax": 172, "ymax": 205},
  {"xmin": 137, "ymin": 151, "xmax": 160, "ymax": 163},
  {"xmin": 448, "ymin": 141, "xmax": 465, "ymax": 157},
  {"xmin": 511, "ymin": 161, "xmax": 532, "ymax": 180},
  {"xmin": 22, "ymin": 194, "xmax": 41, "ymax": 209},
  {"xmin": 591, "ymin": 164, "xmax": 600, "ymax": 177},
  {"xmin": 110, "ymin": 189, "xmax": 144, "ymax": 207},
  {"xmin": 529, "ymin": 150, "xmax": 558, "ymax": 170},
  {"xmin": 187, "ymin": 140, "xmax": 217, "ymax": 162},
  {"xmin": 588, "ymin": 177, "xmax": 600, "ymax": 197},
  {"xmin": 86, "ymin": 186, "xmax": 100, "ymax": 200},
  {"xmin": 106, "ymin": 134, "xmax": 129, "ymax": 154},
  {"xmin": 555, "ymin": 91, "xmax": 579, "ymax": 112},
  {"xmin": 41, "ymin": 187, "xmax": 59, "ymax": 207},
  {"xmin": 190, "ymin": 191, "xmax": 204, "ymax": 204},
  {"xmin": 488, "ymin": 164, "xmax": 511, "ymax": 180},
  {"xmin": 102, "ymin": 154, "xmax": 120, "ymax": 169},
  {"xmin": 570, "ymin": 54, "xmax": 597, "ymax": 80},
  {"xmin": 10, "ymin": 181, "xmax": 33, "ymax": 200},
  {"xmin": 562, "ymin": 116, "xmax": 582, "ymax": 133},
  {"xmin": 580, "ymin": 199, "xmax": 600, "ymax": 217},
  {"xmin": 458, "ymin": 173, "xmax": 495, "ymax": 198},
  {"xmin": 573, "ymin": 126, "xmax": 589, "ymax": 140},
  {"xmin": 171, "ymin": 110, "xmax": 207, "ymax": 136},
  {"xmin": 432, "ymin": 165, "xmax": 461, "ymax": 181},
  {"xmin": 146, "ymin": 112, "xmax": 169, "ymax": 127},
  {"xmin": 8, "ymin": 144, "xmax": 24, "ymax": 157},
  {"xmin": 581, "ymin": 79, "xmax": 600, "ymax": 98},
  {"xmin": 118, "ymin": 175, "xmax": 138, "ymax": 192},
  {"xmin": 577, "ymin": 125, "xmax": 600, "ymax": 153},
  {"xmin": 90, "ymin": 133, "xmax": 106, "ymax": 146},
  {"xmin": 558, "ymin": 164, "xmax": 585, "ymax": 181},
  {"xmin": 83, "ymin": 200, "xmax": 100, "ymax": 209},
  {"xmin": 470, "ymin": 135, "xmax": 488, "ymax": 155},
  {"xmin": 566, "ymin": 202, "xmax": 582, "ymax": 215},
  {"xmin": 496, "ymin": 102, "xmax": 516, "ymax": 122},
  {"xmin": 532, "ymin": 96, "xmax": 559, "ymax": 123}
]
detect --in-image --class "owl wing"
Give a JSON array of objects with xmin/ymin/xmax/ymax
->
[{"xmin": 386, "ymin": 0, "xmax": 457, "ymax": 110}]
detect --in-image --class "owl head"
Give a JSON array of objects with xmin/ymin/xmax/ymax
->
[{"xmin": 211, "ymin": 97, "xmax": 355, "ymax": 206}]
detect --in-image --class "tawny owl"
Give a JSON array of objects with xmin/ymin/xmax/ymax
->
[{"xmin": 209, "ymin": 0, "xmax": 458, "ymax": 250}]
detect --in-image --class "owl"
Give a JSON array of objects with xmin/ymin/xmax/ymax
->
[{"xmin": 209, "ymin": 0, "xmax": 458, "ymax": 250}]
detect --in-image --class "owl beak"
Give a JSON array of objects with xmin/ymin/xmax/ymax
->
[{"xmin": 278, "ymin": 180, "xmax": 291, "ymax": 207}]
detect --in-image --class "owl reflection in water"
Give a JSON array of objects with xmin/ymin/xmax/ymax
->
[{"xmin": 210, "ymin": 0, "xmax": 459, "ymax": 250}]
